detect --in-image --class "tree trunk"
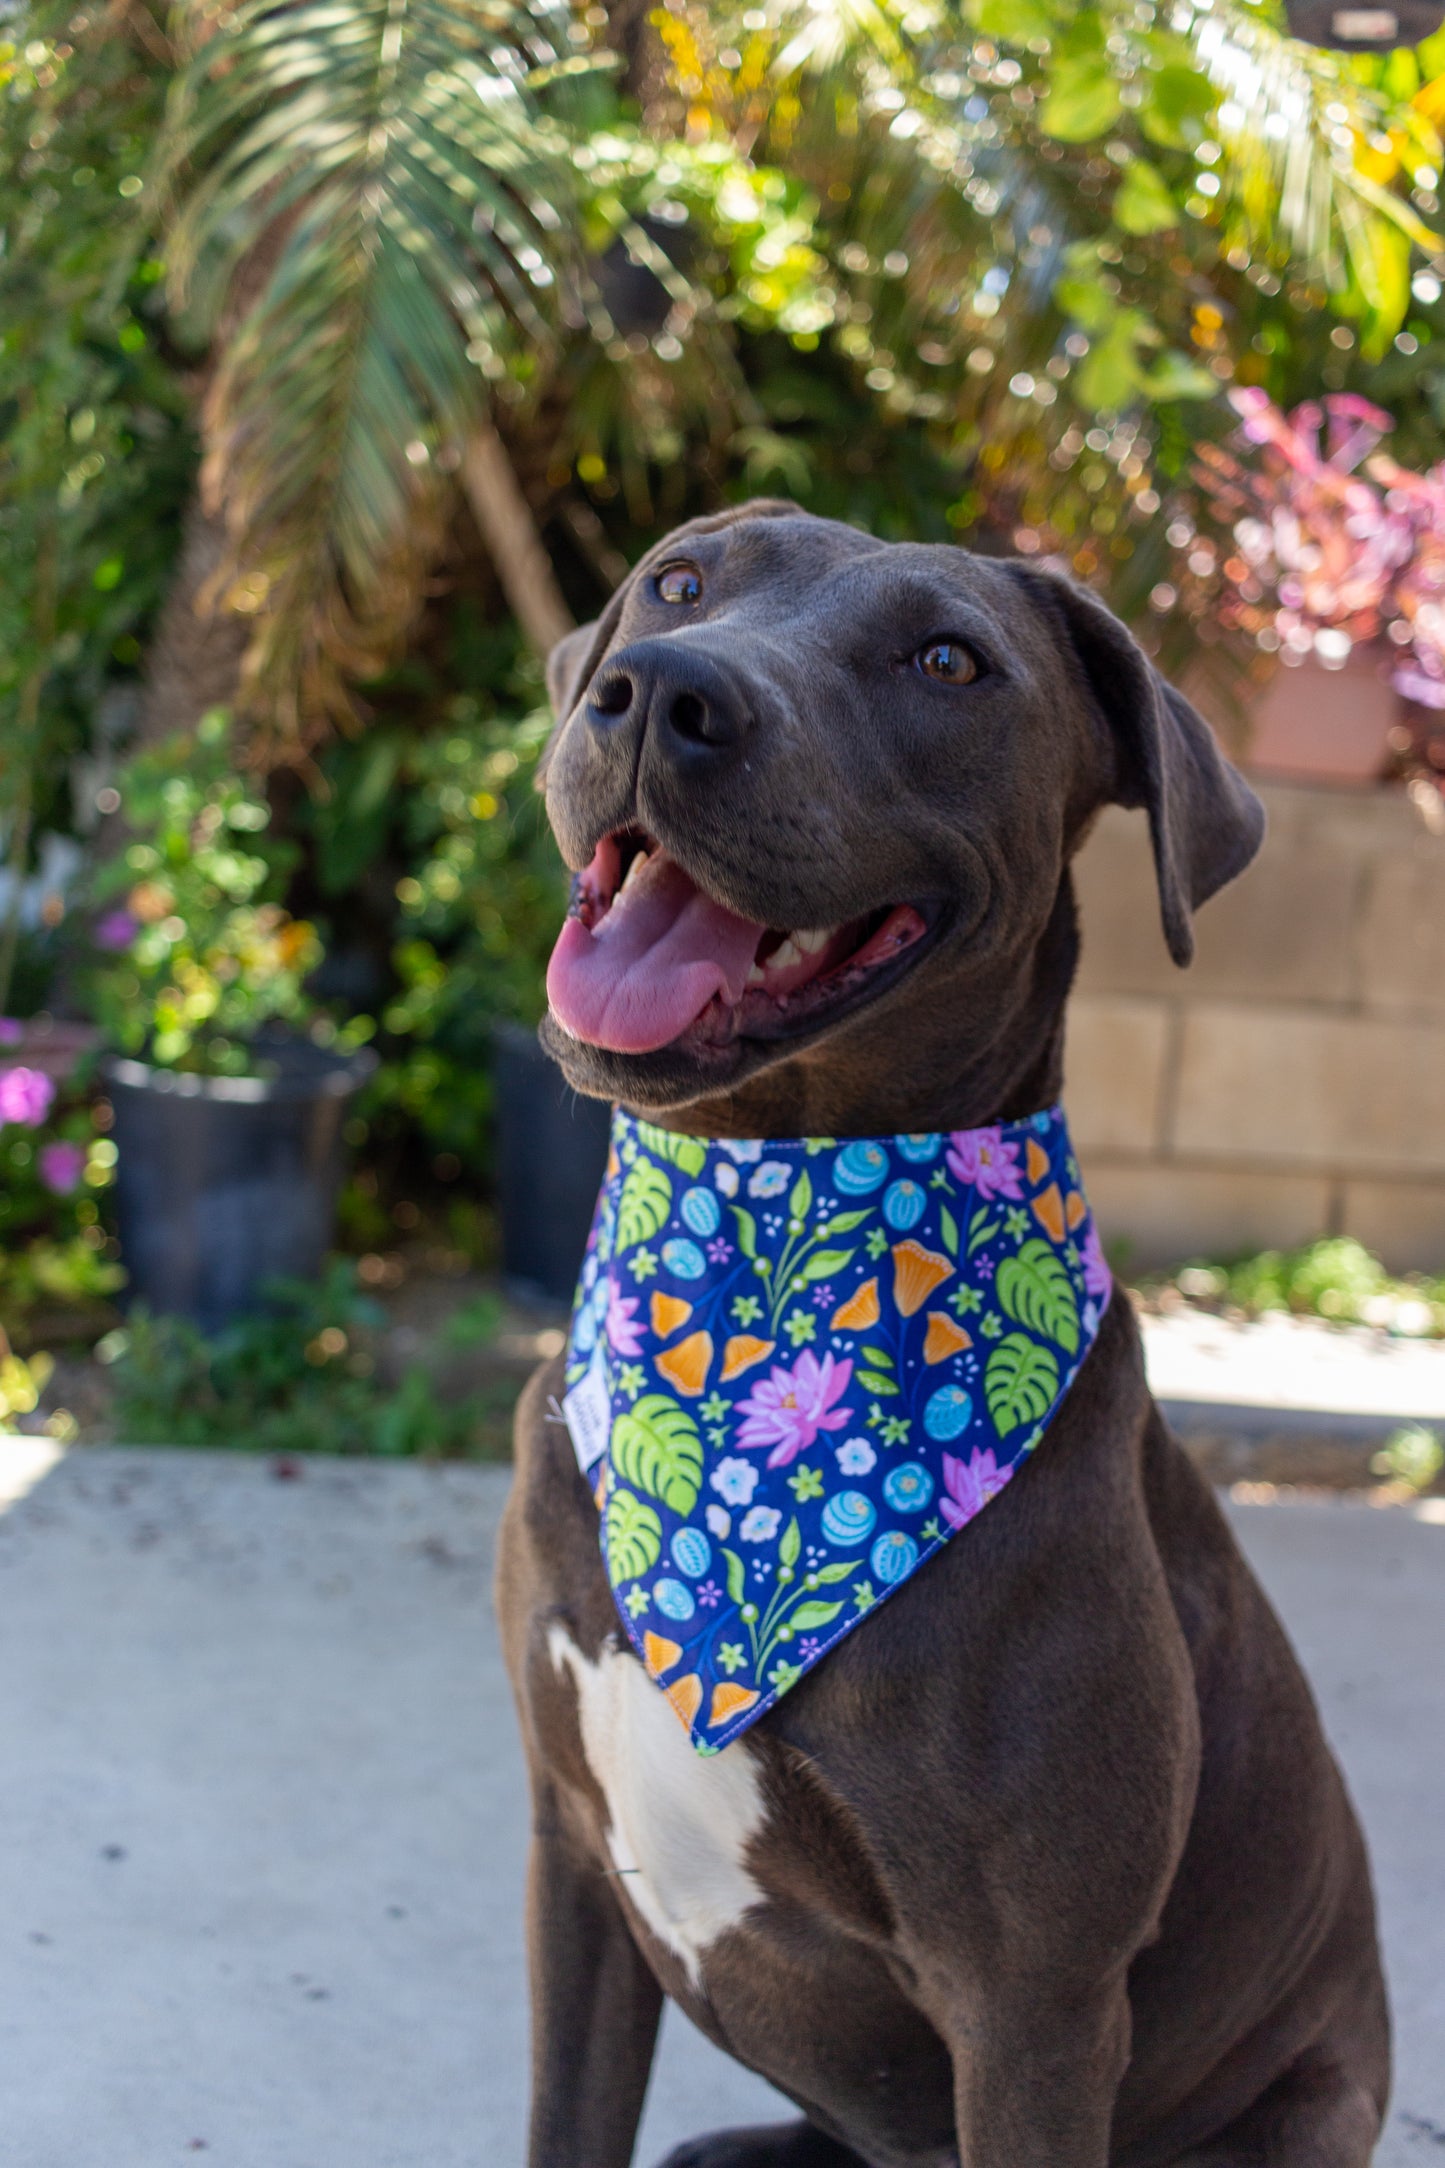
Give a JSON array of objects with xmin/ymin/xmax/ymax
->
[
  {"xmin": 461, "ymin": 416, "xmax": 576, "ymax": 658},
  {"xmin": 134, "ymin": 496, "xmax": 252, "ymax": 748}
]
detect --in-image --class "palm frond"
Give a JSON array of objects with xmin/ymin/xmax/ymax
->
[{"xmin": 160, "ymin": 0, "xmax": 590, "ymax": 742}]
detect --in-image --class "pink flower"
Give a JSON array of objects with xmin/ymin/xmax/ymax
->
[
  {"xmin": 940, "ymin": 1446, "xmax": 1013, "ymax": 1532},
  {"xmin": 93, "ymin": 910, "xmax": 138, "ymax": 952},
  {"xmin": 604, "ymin": 1280, "xmax": 644, "ymax": 1358},
  {"xmin": 735, "ymin": 1350, "xmax": 854, "ymax": 1469},
  {"xmin": 38, "ymin": 1141, "xmax": 88, "ymax": 1196},
  {"xmin": 1080, "ymin": 1221, "xmax": 1110, "ymax": 1301},
  {"xmin": 0, "ymin": 1065, "xmax": 56, "ymax": 1128},
  {"xmin": 945, "ymin": 1126, "xmax": 1023, "ymax": 1202}
]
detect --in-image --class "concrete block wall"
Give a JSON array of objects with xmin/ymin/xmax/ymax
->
[{"xmin": 1067, "ymin": 781, "xmax": 1445, "ymax": 1273}]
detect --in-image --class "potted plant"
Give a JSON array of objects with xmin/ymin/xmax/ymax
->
[
  {"xmin": 87, "ymin": 713, "xmax": 375, "ymax": 1332},
  {"xmin": 1189, "ymin": 390, "xmax": 1445, "ymax": 793}
]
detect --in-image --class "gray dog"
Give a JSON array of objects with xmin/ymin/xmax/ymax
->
[{"xmin": 496, "ymin": 501, "xmax": 1389, "ymax": 2168}]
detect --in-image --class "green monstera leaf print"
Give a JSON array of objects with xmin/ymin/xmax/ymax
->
[
  {"xmin": 610, "ymin": 1394, "xmax": 704, "ymax": 1515},
  {"xmin": 633, "ymin": 1121, "xmax": 707, "ymax": 1178},
  {"xmin": 616, "ymin": 1158, "xmax": 672, "ymax": 1249},
  {"xmin": 606, "ymin": 1485, "xmax": 662, "ymax": 1583},
  {"xmin": 995, "ymin": 1239, "xmax": 1080, "ymax": 1356},
  {"xmin": 985, "ymin": 1332, "xmax": 1061, "ymax": 1436}
]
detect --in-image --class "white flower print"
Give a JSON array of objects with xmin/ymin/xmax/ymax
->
[
  {"xmin": 710, "ymin": 1456, "xmax": 759, "ymax": 1506},
  {"xmin": 748, "ymin": 1160, "xmax": 791, "ymax": 1199},
  {"xmin": 719, "ymin": 1138, "xmax": 763, "ymax": 1164},
  {"xmin": 835, "ymin": 1437, "xmax": 876, "ymax": 1476},
  {"xmin": 714, "ymin": 1161, "xmax": 740, "ymax": 1198},
  {"xmin": 705, "ymin": 1503, "xmax": 732, "ymax": 1539},
  {"xmin": 740, "ymin": 1504, "xmax": 782, "ymax": 1543}
]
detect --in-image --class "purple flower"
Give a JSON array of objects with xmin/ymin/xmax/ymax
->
[
  {"xmin": 0, "ymin": 1066, "xmax": 56, "ymax": 1128},
  {"xmin": 705, "ymin": 1236, "xmax": 733, "ymax": 1264},
  {"xmin": 810, "ymin": 1283, "xmax": 834, "ymax": 1307},
  {"xmin": 946, "ymin": 1126, "xmax": 1023, "ymax": 1202},
  {"xmin": 735, "ymin": 1350, "xmax": 854, "ymax": 1469},
  {"xmin": 696, "ymin": 1580, "xmax": 720, "ymax": 1609},
  {"xmin": 798, "ymin": 1636, "xmax": 822, "ymax": 1661},
  {"xmin": 604, "ymin": 1279, "xmax": 644, "ymax": 1357},
  {"xmin": 38, "ymin": 1141, "xmax": 88, "ymax": 1195},
  {"xmin": 940, "ymin": 1446, "xmax": 1012, "ymax": 1532},
  {"xmin": 1080, "ymin": 1221, "xmax": 1111, "ymax": 1301},
  {"xmin": 93, "ymin": 909, "xmax": 138, "ymax": 952}
]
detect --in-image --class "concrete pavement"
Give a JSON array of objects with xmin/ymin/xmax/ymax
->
[{"xmin": 0, "ymin": 1444, "xmax": 1441, "ymax": 2167}]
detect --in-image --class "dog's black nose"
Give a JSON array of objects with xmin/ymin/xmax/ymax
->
[{"xmin": 585, "ymin": 639, "xmax": 752, "ymax": 763}]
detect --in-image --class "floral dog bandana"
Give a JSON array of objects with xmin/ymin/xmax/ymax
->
[{"xmin": 563, "ymin": 1106, "xmax": 1109, "ymax": 1754}]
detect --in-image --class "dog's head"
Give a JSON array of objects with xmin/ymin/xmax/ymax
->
[{"xmin": 539, "ymin": 502, "xmax": 1263, "ymax": 1131}]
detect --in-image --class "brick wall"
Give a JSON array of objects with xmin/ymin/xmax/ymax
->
[{"xmin": 1067, "ymin": 781, "xmax": 1445, "ymax": 1272}]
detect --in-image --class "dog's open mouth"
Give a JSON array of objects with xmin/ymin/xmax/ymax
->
[{"xmin": 546, "ymin": 830, "xmax": 931, "ymax": 1057}]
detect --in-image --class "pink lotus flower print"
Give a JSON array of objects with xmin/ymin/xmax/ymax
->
[
  {"xmin": 604, "ymin": 1280, "xmax": 644, "ymax": 1358},
  {"xmin": 945, "ymin": 1125, "xmax": 1023, "ymax": 1201},
  {"xmin": 1080, "ymin": 1221, "xmax": 1110, "ymax": 1301},
  {"xmin": 39, "ymin": 1141, "xmax": 87, "ymax": 1195},
  {"xmin": 940, "ymin": 1446, "xmax": 1013, "ymax": 1531},
  {"xmin": 735, "ymin": 1350, "xmax": 854, "ymax": 1469},
  {"xmin": 0, "ymin": 1065, "xmax": 56, "ymax": 1129}
]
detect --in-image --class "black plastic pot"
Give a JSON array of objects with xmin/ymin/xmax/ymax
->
[
  {"xmin": 494, "ymin": 1022, "xmax": 611, "ymax": 1307},
  {"xmin": 103, "ymin": 1039, "xmax": 377, "ymax": 1333}
]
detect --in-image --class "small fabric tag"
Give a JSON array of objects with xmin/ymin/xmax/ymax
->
[{"xmin": 562, "ymin": 1347, "xmax": 612, "ymax": 1473}]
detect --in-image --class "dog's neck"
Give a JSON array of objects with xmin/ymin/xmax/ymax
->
[{"xmin": 636, "ymin": 880, "xmax": 1080, "ymax": 1142}]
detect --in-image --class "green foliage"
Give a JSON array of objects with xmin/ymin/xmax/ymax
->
[
  {"xmin": 159, "ymin": 0, "xmax": 593, "ymax": 734},
  {"xmin": 1372, "ymin": 1423, "xmax": 1445, "ymax": 1491},
  {"xmin": 1166, "ymin": 1237, "xmax": 1445, "ymax": 1334},
  {"xmin": 104, "ymin": 1261, "xmax": 492, "ymax": 1455},
  {"xmin": 0, "ymin": 1075, "xmax": 122, "ymax": 1335},
  {"xmin": 0, "ymin": 7, "xmax": 193, "ymax": 1009},
  {"xmin": 86, "ymin": 713, "xmax": 324, "ymax": 1074},
  {"xmin": 0, "ymin": 1331, "xmax": 54, "ymax": 1433}
]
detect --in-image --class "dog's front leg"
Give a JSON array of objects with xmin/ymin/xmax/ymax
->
[
  {"xmin": 524, "ymin": 1809, "xmax": 664, "ymax": 2168},
  {"xmin": 944, "ymin": 1981, "xmax": 1131, "ymax": 2168}
]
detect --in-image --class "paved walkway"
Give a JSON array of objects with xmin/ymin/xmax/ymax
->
[{"xmin": 0, "ymin": 1444, "xmax": 1440, "ymax": 2167}]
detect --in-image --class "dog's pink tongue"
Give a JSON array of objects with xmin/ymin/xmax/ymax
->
[{"xmin": 548, "ymin": 851, "xmax": 765, "ymax": 1054}]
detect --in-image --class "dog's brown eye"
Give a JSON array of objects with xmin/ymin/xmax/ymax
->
[
  {"xmin": 656, "ymin": 562, "xmax": 702, "ymax": 606},
  {"xmin": 917, "ymin": 640, "xmax": 978, "ymax": 684}
]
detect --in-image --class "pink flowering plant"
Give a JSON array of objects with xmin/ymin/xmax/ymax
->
[
  {"xmin": 1191, "ymin": 392, "xmax": 1445, "ymax": 779},
  {"xmin": 0, "ymin": 1042, "xmax": 121, "ymax": 1328}
]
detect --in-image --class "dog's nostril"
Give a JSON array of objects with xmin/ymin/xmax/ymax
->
[
  {"xmin": 668, "ymin": 690, "xmax": 709, "ymax": 741},
  {"xmin": 591, "ymin": 674, "xmax": 633, "ymax": 718}
]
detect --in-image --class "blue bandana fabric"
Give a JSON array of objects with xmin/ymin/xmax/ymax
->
[{"xmin": 563, "ymin": 1106, "xmax": 1109, "ymax": 1754}]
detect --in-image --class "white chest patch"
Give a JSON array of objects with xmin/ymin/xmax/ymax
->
[{"xmin": 549, "ymin": 1626, "xmax": 768, "ymax": 1984}]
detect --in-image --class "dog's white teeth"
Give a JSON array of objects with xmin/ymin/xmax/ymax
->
[
  {"xmin": 619, "ymin": 850, "xmax": 650, "ymax": 897},
  {"xmin": 769, "ymin": 938, "xmax": 804, "ymax": 972},
  {"xmin": 793, "ymin": 928, "xmax": 833, "ymax": 956},
  {"xmin": 745, "ymin": 960, "xmax": 768, "ymax": 988}
]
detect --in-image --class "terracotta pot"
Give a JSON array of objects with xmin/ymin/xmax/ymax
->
[{"xmin": 1243, "ymin": 649, "xmax": 1398, "ymax": 786}]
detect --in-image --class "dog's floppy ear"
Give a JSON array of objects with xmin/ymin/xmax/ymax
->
[{"xmin": 1011, "ymin": 563, "xmax": 1265, "ymax": 966}]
